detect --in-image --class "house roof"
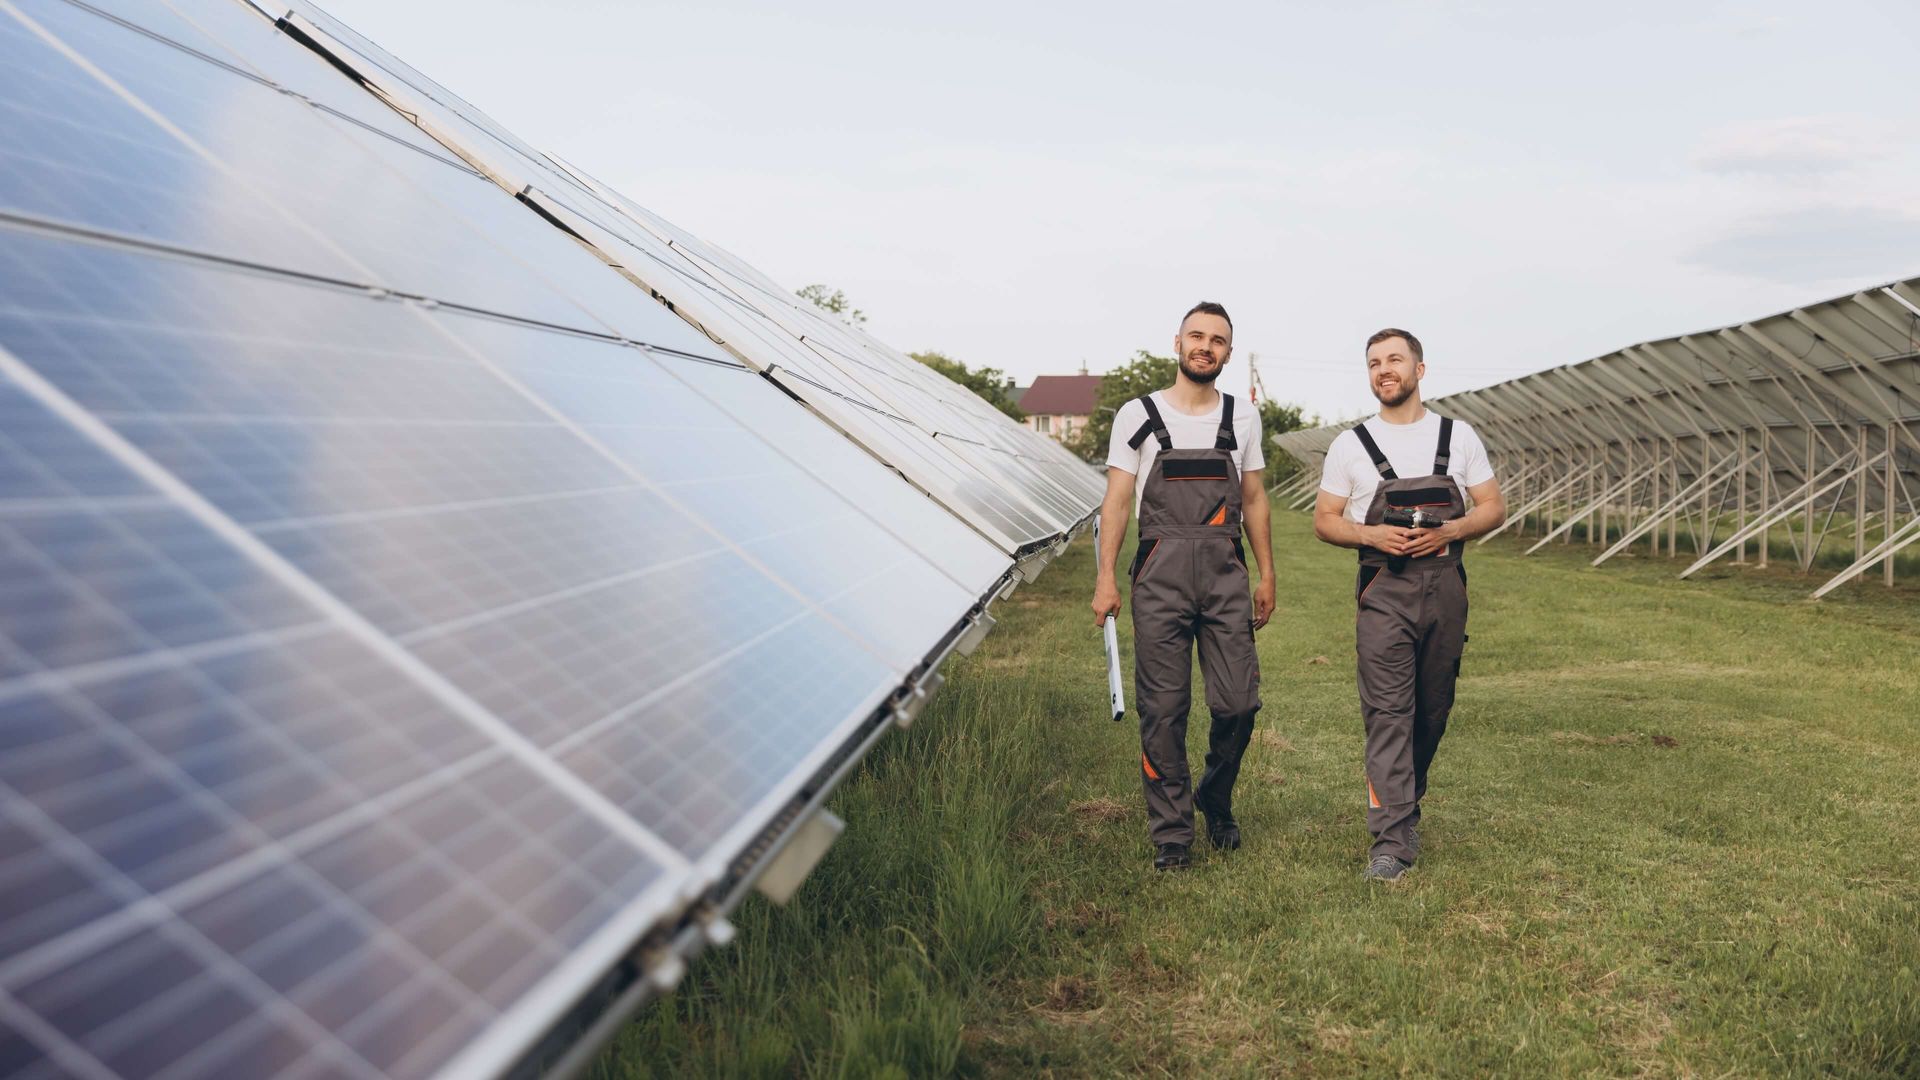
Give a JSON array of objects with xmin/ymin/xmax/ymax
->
[{"xmin": 1019, "ymin": 374, "xmax": 1102, "ymax": 416}]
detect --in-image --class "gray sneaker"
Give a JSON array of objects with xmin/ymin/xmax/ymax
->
[{"xmin": 1363, "ymin": 853, "xmax": 1412, "ymax": 882}]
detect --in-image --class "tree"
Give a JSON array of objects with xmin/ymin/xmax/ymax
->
[
  {"xmin": 1065, "ymin": 350, "xmax": 1176, "ymax": 462},
  {"xmin": 1065, "ymin": 350, "xmax": 1315, "ymax": 466},
  {"xmin": 1257, "ymin": 398, "xmax": 1309, "ymax": 440},
  {"xmin": 795, "ymin": 284, "xmax": 867, "ymax": 327},
  {"xmin": 790, "ymin": 285, "xmax": 1020, "ymax": 418},
  {"xmin": 1257, "ymin": 398, "xmax": 1314, "ymax": 483},
  {"xmin": 910, "ymin": 351, "xmax": 1025, "ymax": 420}
]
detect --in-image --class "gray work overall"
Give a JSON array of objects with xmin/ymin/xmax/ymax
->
[
  {"xmin": 1353, "ymin": 417, "xmax": 1468, "ymax": 864},
  {"xmin": 1126, "ymin": 394, "xmax": 1262, "ymax": 847}
]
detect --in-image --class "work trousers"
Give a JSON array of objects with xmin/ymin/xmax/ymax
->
[
  {"xmin": 1356, "ymin": 561, "xmax": 1467, "ymax": 863},
  {"xmin": 1133, "ymin": 536, "xmax": 1262, "ymax": 846}
]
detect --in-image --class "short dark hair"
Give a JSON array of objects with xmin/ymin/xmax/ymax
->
[
  {"xmin": 1366, "ymin": 327, "xmax": 1422, "ymax": 362},
  {"xmin": 1183, "ymin": 301, "xmax": 1232, "ymax": 331}
]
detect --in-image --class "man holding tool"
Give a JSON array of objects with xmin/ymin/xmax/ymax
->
[
  {"xmin": 1091, "ymin": 301, "xmax": 1273, "ymax": 872},
  {"xmin": 1313, "ymin": 329, "xmax": 1504, "ymax": 882}
]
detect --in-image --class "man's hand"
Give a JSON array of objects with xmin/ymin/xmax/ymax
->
[
  {"xmin": 1402, "ymin": 520, "xmax": 1460, "ymax": 559},
  {"xmin": 1252, "ymin": 575, "xmax": 1275, "ymax": 630},
  {"xmin": 1362, "ymin": 524, "xmax": 1418, "ymax": 555},
  {"xmin": 1091, "ymin": 576, "xmax": 1121, "ymax": 629}
]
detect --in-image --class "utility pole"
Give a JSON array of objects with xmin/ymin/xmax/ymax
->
[{"xmin": 1248, "ymin": 352, "xmax": 1270, "ymax": 405}]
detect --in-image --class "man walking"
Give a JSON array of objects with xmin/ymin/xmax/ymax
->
[
  {"xmin": 1091, "ymin": 301, "xmax": 1274, "ymax": 872},
  {"xmin": 1313, "ymin": 329, "xmax": 1504, "ymax": 881}
]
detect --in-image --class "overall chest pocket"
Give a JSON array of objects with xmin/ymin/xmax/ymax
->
[
  {"xmin": 1383, "ymin": 486, "xmax": 1457, "ymax": 509},
  {"xmin": 1159, "ymin": 457, "xmax": 1232, "ymax": 481}
]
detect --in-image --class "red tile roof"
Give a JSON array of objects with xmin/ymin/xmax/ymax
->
[{"xmin": 1019, "ymin": 374, "xmax": 1102, "ymax": 416}]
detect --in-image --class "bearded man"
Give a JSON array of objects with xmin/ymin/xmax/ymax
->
[
  {"xmin": 1313, "ymin": 329, "xmax": 1505, "ymax": 882},
  {"xmin": 1091, "ymin": 302, "xmax": 1273, "ymax": 871}
]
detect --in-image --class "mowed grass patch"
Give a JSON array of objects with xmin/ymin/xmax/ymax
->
[{"xmin": 595, "ymin": 512, "xmax": 1919, "ymax": 1078}]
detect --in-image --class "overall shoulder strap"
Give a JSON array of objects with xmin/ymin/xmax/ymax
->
[
  {"xmin": 1350, "ymin": 421, "xmax": 1398, "ymax": 480},
  {"xmin": 1433, "ymin": 415, "xmax": 1453, "ymax": 475},
  {"xmin": 1128, "ymin": 394, "xmax": 1174, "ymax": 452},
  {"xmin": 1215, "ymin": 393, "xmax": 1238, "ymax": 451}
]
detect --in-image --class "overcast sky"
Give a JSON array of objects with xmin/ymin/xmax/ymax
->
[{"xmin": 318, "ymin": 0, "xmax": 1920, "ymax": 421}]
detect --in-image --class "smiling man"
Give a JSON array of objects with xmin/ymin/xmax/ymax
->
[
  {"xmin": 1092, "ymin": 301, "xmax": 1273, "ymax": 871},
  {"xmin": 1313, "ymin": 328, "xmax": 1504, "ymax": 882}
]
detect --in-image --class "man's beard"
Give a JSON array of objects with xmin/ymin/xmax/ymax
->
[
  {"xmin": 1179, "ymin": 352, "xmax": 1222, "ymax": 384},
  {"xmin": 1372, "ymin": 379, "xmax": 1415, "ymax": 407}
]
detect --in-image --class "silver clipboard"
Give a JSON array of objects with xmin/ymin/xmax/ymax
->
[{"xmin": 1095, "ymin": 516, "xmax": 1125, "ymax": 722}]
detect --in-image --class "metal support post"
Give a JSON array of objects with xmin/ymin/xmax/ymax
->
[
  {"xmin": 1759, "ymin": 428, "xmax": 1770, "ymax": 569},
  {"xmin": 1804, "ymin": 430, "xmax": 1815, "ymax": 572},
  {"xmin": 1592, "ymin": 447, "xmax": 1743, "ymax": 566},
  {"xmin": 1704, "ymin": 440, "xmax": 1720, "ymax": 553},
  {"xmin": 1736, "ymin": 429, "xmax": 1747, "ymax": 564},
  {"xmin": 1889, "ymin": 422, "xmax": 1899, "ymax": 588},
  {"xmin": 1680, "ymin": 449, "xmax": 1883, "ymax": 579},
  {"xmin": 1648, "ymin": 454, "xmax": 1660, "ymax": 557},
  {"xmin": 1856, "ymin": 427, "xmax": 1867, "ymax": 565},
  {"xmin": 1668, "ymin": 450, "xmax": 1679, "ymax": 557},
  {"xmin": 1589, "ymin": 445, "xmax": 1605, "ymax": 545},
  {"xmin": 1539, "ymin": 456, "xmax": 1666, "ymax": 556},
  {"xmin": 1480, "ymin": 457, "xmax": 1602, "ymax": 545}
]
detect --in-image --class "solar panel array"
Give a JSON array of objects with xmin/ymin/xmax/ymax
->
[
  {"xmin": 1269, "ymin": 277, "xmax": 1919, "ymax": 598},
  {"xmin": 0, "ymin": 2, "xmax": 1100, "ymax": 1077}
]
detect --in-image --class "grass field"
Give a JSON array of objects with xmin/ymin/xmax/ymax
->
[{"xmin": 592, "ymin": 510, "xmax": 1919, "ymax": 1078}]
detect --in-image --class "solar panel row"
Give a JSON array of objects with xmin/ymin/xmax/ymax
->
[{"xmin": 0, "ymin": 1, "xmax": 1100, "ymax": 1077}]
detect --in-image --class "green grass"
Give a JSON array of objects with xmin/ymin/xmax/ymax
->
[{"xmin": 591, "ymin": 512, "xmax": 1920, "ymax": 1079}]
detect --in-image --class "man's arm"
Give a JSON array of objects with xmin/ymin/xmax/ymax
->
[
  {"xmin": 1314, "ymin": 490, "xmax": 1416, "ymax": 554},
  {"xmin": 1240, "ymin": 469, "xmax": 1275, "ymax": 629},
  {"xmin": 1090, "ymin": 467, "xmax": 1134, "ymax": 628},
  {"xmin": 1403, "ymin": 476, "xmax": 1506, "ymax": 558}
]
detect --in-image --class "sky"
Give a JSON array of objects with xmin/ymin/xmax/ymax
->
[{"xmin": 316, "ymin": 0, "xmax": 1920, "ymax": 422}]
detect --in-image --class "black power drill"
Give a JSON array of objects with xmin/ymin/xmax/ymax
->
[{"xmin": 1381, "ymin": 507, "xmax": 1448, "ymax": 572}]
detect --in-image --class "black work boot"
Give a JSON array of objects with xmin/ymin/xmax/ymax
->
[
  {"xmin": 1203, "ymin": 812, "xmax": 1241, "ymax": 851},
  {"xmin": 1153, "ymin": 842, "xmax": 1191, "ymax": 871},
  {"xmin": 1363, "ymin": 853, "xmax": 1412, "ymax": 882}
]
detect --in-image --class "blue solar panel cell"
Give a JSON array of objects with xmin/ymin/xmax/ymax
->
[
  {"xmin": 554, "ymin": 616, "xmax": 894, "ymax": 860},
  {"xmin": 422, "ymin": 309, "xmax": 991, "ymax": 656},
  {"xmin": 0, "ymin": 225, "xmax": 954, "ymax": 873},
  {"xmin": 0, "ymin": 356, "xmax": 684, "ymax": 1077},
  {"xmin": 66, "ymin": 0, "xmax": 476, "ymax": 174},
  {"xmin": 0, "ymin": 10, "xmax": 363, "ymax": 282},
  {"xmin": 662, "ymin": 359, "xmax": 1012, "ymax": 593},
  {"xmin": 0, "ymin": 1013, "xmax": 66, "ymax": 1080},
  {"xmin": 6, "ymin": 0, "xmax": 750, "ymax": 352}
]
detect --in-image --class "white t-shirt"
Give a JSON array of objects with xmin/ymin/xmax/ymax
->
[
  {"xmin": 1105, "ymin": 390, "xmax": 1265, "ymax": 516},
  {"xmin": 1319, "ymin": 409, "xmax": 1494, "ymax": 525}
]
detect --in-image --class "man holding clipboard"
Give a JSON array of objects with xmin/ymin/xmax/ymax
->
[{"xmin": 1090, "ymin": 302, "xmax": 1273, "ymax": 871}]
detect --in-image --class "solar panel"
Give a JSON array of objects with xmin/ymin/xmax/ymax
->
[
  {"xmin": 0, "ymin": 0, "xmax": 1097, "ymax": 1075},
  {"xmin": 549, "ymin": 165, "xmax": 1109, "ymax": 523},
  {"xmin": 0, "ymin": 370, "xmax": 677, "ymax": 1080},
  {"xmin": 252, "ymin": 1, "xmax": 1100, "ymax": 559}
]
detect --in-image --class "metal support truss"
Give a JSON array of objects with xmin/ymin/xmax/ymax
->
[
  {"xmin": 1527, "ymin": 454, "xmax": 1670, "ymax": 555},
  {"xmin": 1680, "ymin": 449, "xmax": 1886, "ymax": 578},
  {"xmin": 1590, "ymin": 447, "xmax": 1746, "ymax": 565},
  {"xmin": 1272, "ymin": 275, "xmax": 1920, "ymax": 600}
]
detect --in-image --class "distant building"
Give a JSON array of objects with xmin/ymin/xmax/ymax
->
[{"xmin": 1020, "ymin": 370, "xmax": 1102, "ymax": 443}]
